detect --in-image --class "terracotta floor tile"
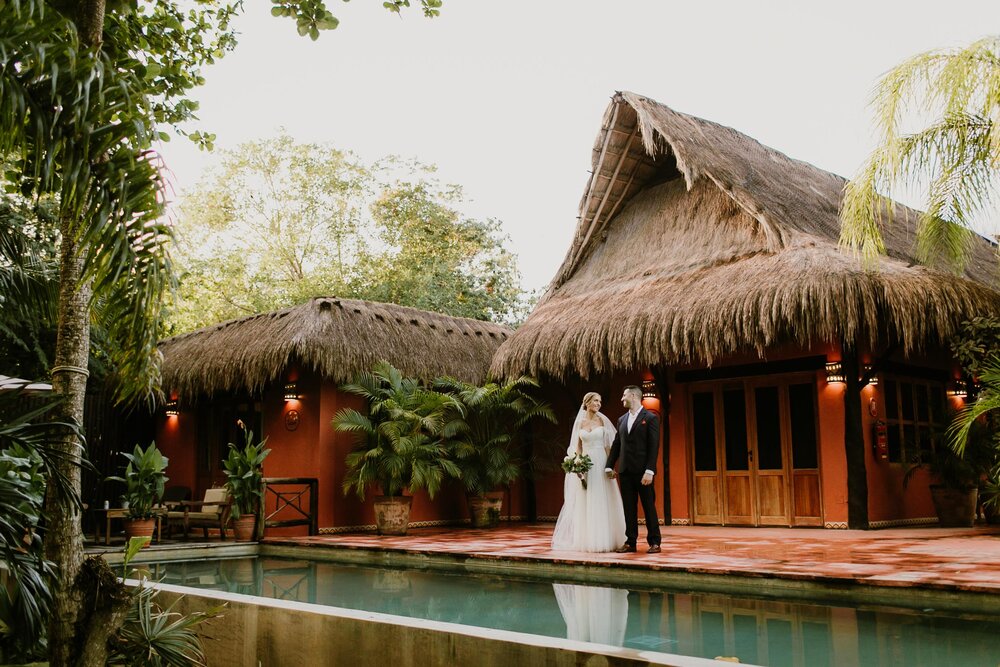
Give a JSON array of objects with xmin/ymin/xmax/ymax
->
[{"xmin": 264, "ymin": 522, "xmax": 1000, "ymax": 594}]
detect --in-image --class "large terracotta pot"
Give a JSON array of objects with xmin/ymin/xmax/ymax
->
[
  {"xmin": 373, "ymin": 496, "xmax": 412, "ymax": 535},
  {"xmin": 123, "ymin": 518, "xmax": 156, "ymax": 547},
  {"xmin": 930, "ymin": 485, "xmax": 978, "ymax": 527},
  {"xmin": 467, "ymin": 494, "xmax": 503, "ymax": 528},
  {"xmin": 233, "ymin": 515, "xmax": 257, "ymax": 542}
]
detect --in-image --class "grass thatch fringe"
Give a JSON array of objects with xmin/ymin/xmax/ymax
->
[
  {"xmin": 492, "ymin": 92, "xmax": 1000, "ymax": 380},
  {"xmin": 160, "ymin": 297, "xmax": 511, "ymax": 400}
]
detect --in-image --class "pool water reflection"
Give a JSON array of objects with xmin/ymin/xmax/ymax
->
[{"xmin": 144, "ymin": 556, "xmax": 1000, "ymax": 667}]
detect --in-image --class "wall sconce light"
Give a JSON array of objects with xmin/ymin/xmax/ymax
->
[
  {"xmin": 946, "ymin": 379, "xmax": 968, "ymax": 398},
  {"xmin": 284, "ymin": 382, "xmax": 299, "ymax": 401},
  {"xmin": 165, "ymin": 400, "xmax": 179, "ymax": 416},
  {"xmin": 641, "ymin": 379, "xmax": 657, "ymax": 399},
  {"xmin": 825, "ymin": 362, "xmax": 846, "ymax": 384},
  {"xmin": 862, "ymin": 364, "xmax": 878, "ymax": 387}
]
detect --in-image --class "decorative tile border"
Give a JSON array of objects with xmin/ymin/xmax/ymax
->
[
  {"xmin": 868, "ymin": 517, "xmax": 938, "ymax": 529},
  {"xmin": 320, "ymin": 517, "xmax": 937, "ymax": 533},
  {"xmin": 319, "ymin": 517, "xmax": 532, "ymax": 535}
]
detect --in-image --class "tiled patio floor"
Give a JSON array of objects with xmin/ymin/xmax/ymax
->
[{"xmin": 265, "ymin": 522, "xmax": 1000, "ymax": 595}]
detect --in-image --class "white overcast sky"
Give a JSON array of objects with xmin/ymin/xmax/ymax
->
[{"xmin": 156, "ymin": 1, "xmax": 1000, "ymax": 294}]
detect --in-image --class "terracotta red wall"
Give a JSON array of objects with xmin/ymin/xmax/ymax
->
[
  {"xmin": 155, "ymin": 400, "xmax": 197, "ymax": 496},
  {"xmin": 530, "ymin": 341, "xmax": 958, "ymax": 529},
  {"xmin": 861, "ymin": 351, "xmax": 955, "ymax": 524}
]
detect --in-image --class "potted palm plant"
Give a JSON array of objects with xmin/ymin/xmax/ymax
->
[
  {"xmin": 222, "ymin": 420, "xmax": 271, "ymax": 542},
  {"xmin": 434, "ymin": 375, "xmax": 556, "ymax": 528},
  {"xmin": 108, "ymin": 442, "xmax": 169, "ymax": 544},
  {"xmin": 333, "ymin": 361, "xmax": 461, "ymax": 535}
]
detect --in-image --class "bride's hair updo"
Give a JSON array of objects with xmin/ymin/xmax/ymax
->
[{"xmin": 581, "ymin": 392, "xmax": 601, "ymax": 410}]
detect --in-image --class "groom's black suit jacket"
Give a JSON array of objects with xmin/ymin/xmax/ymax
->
[{"xmin": 606, "ymin": 408, "xmax": 660, "ymax": 475}]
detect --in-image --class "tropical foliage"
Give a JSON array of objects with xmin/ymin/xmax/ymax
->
[
  {"xmin": 943, "ymin": 319, "xmax": 1000, "ymax": 512},
  {"xmin": 0, "ymin": 0, "xmax": 443, "ymax": 660},
  {"xmin": 109, "ymin": 443, "xmax": 170, "ymax": 520},
  {"xmin": 170, "ymin": 138, "xmax": 526, "ymax": 333},
  {"xmin": 334, "ymin": 361, "xmax": 462, "ymax": 499},
  {"xmin": 108, "ymin": 586, "xmax": 213, "ymax": 667},
  {"xmin": 434, "ymin": 376, "xmax": 556, "ymax": 497},
  {"xmin": 0, "ymin": 196, "xmax": 59, "ymax": 380},
  {"xmin": 0, "ymin": 390, "xmax": 84, "ymax": 663},
  {"xmin": 222, "ymin": 422, "xmax": 271, "ymax": 518},
  {"xmin": 840, "ymin": 36, "xmax": 1000, "ymax": 269}
]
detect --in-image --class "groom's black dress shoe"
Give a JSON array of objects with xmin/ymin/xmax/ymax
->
[
  {"xmin": 647, "ymin": 545, "xmax": 661, "ymax": 554},
  {"xmin": 615, "ymin": 543, "xmax": 637, "ymax": 553}
]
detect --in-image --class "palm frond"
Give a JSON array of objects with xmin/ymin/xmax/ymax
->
[{"xmin": 840, "ymin": 35, "xmax": 1000, "ymax": 270}]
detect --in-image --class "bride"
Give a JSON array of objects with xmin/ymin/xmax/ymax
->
[{"xmin": 551, "ymin": 392, "xmax": 627, "ymax": 552}]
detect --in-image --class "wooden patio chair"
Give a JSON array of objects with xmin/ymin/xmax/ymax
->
[{"xmin": 166, "ymin": 487, "xmax": 232, "ymax": 540}]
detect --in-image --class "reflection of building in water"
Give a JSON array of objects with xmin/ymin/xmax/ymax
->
[{"xmin": 553, "ymin": 583, "xmax": 628, "ymax": 646}]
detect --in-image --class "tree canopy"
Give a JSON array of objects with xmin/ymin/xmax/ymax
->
[
  {"xmin": 1, "ymin": 0, "xmax": 446, "ymax": 663},
  {"xmin": 169, "ymin": 135, "xmax": 527, "ymax": 332}
]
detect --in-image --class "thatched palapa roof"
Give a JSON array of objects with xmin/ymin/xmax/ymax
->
[
  {"xmin": 491, "ymin": 91, "xmax": 1000, "ymax": 380},
  {"xmin": 160, "ymin": 297, "xmax": 511, "ymax": 400}
]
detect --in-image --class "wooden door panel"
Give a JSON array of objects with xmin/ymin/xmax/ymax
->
[
  {"xmin": 756, "ymin": 473, "xmax": 787, "ymax": 524},
  {"xmin": 724, "ymin": 474, "xmax": 754, "ymax": 524},
  {"xmin": 792, "ymin": 472, "xmax": 822, "ymax": 525},
  {"xmin": 694, "ymin": 474, "xmax": 722, "ymax": 523}
]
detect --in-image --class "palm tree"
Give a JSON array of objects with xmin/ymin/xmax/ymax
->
[
  {"xmin": 2, "ymin": 4, "xmax": 172, "ymax": 663},
  {"xmin": 433, "ymin": 375, "xmax": 556, "ymax": 498},
  {"xmin": 840, "ymin": 35, "xmax": 1000, "ymax": 269},
  {"xmin": 334, "ymin": 361, "xmax": 462, "ymax": 500}
]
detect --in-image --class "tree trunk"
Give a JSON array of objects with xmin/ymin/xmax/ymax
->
[
  {"xmin": 842, "ymin": 349, "xmax": 869, "ymax": 529},
  {"xmin": 45, "ymin": 4, "xmax": 133, "ymax": 664},
  {"xmin": 44, "ymin": 222, "xmax": 91, "ymax": 667},
  {"xmin": 76, "ymin": 0, "xmax": 106, "ymax": 47}
]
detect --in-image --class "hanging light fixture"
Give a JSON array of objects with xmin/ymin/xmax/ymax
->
[
  {"xmin": 946, "ymin": 379, "xmax": 968, "ymax": 398},
  {"xmin": 825, "ymin": 362, "xmax": 846, "ymax": 384},
  {"xmin": 165, "ymin": 400, "xmax": 179, "ymax": 416},
  {"xmin": 641, "ymin": 379, "xmax": 657, "ymax": 399}
]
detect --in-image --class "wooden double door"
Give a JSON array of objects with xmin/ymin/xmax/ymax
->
[{"xmin": 689, "ymin": 376, "xmax": 822, "ymax": 526}]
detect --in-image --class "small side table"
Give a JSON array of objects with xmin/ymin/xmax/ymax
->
[{"xmin": 92, "ymin": 508, "xmax": 163, "ymax": 545}]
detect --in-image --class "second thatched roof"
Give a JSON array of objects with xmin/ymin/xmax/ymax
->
[
  {"xmin": 161, "ymin": 297, "xmax": 512, "ymax": 400},
  {"xmin": 491, "ymin": 91, "xmax": 1000, "ymax": 380}
]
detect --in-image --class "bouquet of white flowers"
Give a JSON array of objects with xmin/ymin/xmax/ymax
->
[{"xmin": 561, "ymin": 452, "xmax": 593, "ymax": 489}]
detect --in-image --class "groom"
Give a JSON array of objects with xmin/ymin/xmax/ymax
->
[{"xmin": 605, "ymin": 385, "xmax": 661, "ymax": 554}]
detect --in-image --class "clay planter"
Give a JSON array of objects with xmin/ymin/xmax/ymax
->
[
  {"xmin": 467, "ymin": 494, "xmax": 503, "ymax": 529},
  {"xmin": 123, "ymin": 518, "xmax": 156, "ymax": 547},
  {"xmin": 233, "ymin": 515, "xmax": 258, "ymax": 542},
  {"xmin": 930, "ymin": 485, "xmax": 978, "ymax": 527},
  {"xmin": 373, "ymin": 496, "xmax": 412, "ymax": 535}
]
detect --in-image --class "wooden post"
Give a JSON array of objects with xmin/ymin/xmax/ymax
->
[
  {"xmin": 842, "ymin": 349, "xmax": 869, "ymax": 529},
  {"xmin": 309, "ymin": 478, "xmax": 319, "ymax": 535},
  {"xmin": 651, "ymin": 365, "xmax": 671, "ymax": 524}
]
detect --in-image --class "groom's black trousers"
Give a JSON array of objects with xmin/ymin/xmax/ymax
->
[{"xmin": 620, "ymin": 471, "xmax": 661, "ymax": 547}]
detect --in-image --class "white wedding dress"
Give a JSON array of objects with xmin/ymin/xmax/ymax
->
[
  {"xmin": 553, "ymin": 583, "xmax": 629, "ymax": 646},
  {"xmin": 551, "ymin": 426, "xmax": 627, "ymax": 552}
]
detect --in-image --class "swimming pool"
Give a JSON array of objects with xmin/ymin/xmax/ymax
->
[{"xmin": 144, "ymin": 556, "xmax": 1000, "ymax": 667}]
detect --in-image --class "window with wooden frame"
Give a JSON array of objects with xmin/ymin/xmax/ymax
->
[{"xmin": 881, "ymin": 377, "xmax": 946, "ymax": 464}]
